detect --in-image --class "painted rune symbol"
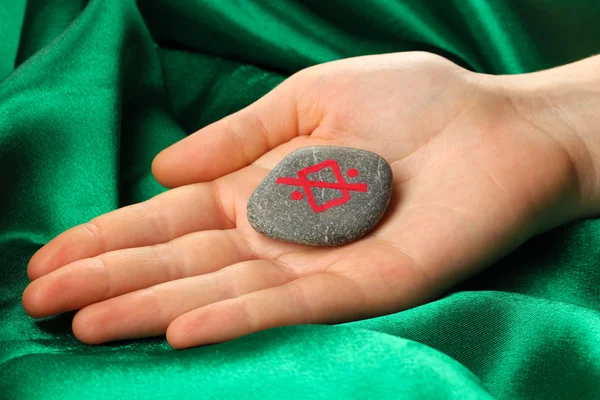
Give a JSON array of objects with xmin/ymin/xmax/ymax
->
[{"xmin": 275, "ymin": 159, "xmax": 369, "ymax": 213}]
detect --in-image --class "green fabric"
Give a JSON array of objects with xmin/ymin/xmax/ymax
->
[{"xmin": 1, "ymin": 1, "xmax": 599, "ymax": 398}]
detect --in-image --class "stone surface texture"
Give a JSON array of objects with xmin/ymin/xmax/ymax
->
[{"xmin": 247, "ymin": 146, "xmax": 393, "ymax": 246}]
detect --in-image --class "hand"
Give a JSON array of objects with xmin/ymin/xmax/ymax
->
[{"xmin": 22, "ymin": 52, "xmax": 597, "ymax": 349}]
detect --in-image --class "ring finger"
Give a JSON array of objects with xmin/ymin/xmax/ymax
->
[{"xmin": 71, "ymin": 259, "xmax": 296, "ymax": 344}]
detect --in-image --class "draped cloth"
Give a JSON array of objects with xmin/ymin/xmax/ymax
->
[{"xmin": 1, "ymin": 1, "xmax": 599, "ymax": 398}]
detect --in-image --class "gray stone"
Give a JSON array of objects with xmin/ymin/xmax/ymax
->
[{"xmin": 247, "ymin": 146, "xmax": 393, "ymax": 246}]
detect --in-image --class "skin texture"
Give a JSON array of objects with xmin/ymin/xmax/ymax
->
[{"xmin": 22, "ymin": 52, "xmax": 600, "ymax": 349}]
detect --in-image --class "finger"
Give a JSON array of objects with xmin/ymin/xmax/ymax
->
[
  {"xmin": 22, "ymin": 229, "xmax": 253, "ymax": 318},
  {"xmin": 28, "ymin": 183, "xmax": 234, "ymax": 280},
  {"xmin": 152, "ymin": 73, "xmax": 321, "ymax": 187},
  {"xmin": 166, "ymin": 272, "xmax": 368, "ymax": 349},
  {"xmin": 71, "ymin": 260, "xmax": 296, "ymax": 345}
]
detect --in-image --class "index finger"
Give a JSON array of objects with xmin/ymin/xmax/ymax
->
[{"xmin": 27, "ymin": 181, "xmax": 237, "ymax": 281}]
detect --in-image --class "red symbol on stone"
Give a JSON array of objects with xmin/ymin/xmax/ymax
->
[{"xmin": 275, "ymin": 159, "xmax": 368, "ymax": 213}]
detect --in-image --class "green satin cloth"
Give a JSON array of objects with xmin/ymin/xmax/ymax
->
[{"xmin": 1, "ymin": 1, "xmax": 599, "ymax": 399}]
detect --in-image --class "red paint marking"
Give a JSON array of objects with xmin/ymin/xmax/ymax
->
[
  {"xmin": 275, "ymin": 159, "xmax": 368, "ymax": 213},
  {"xmin": 276, "ymin": 177, "xmax": 367, "ymax": 192},
  {"xmin": 347, "ymin": 168, "xmax": 359, "ymax": 177}
]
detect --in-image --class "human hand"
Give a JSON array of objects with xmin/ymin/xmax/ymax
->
[{"xmin": 22, "ymin": 52, "xmax": 599, "ymax": 348}]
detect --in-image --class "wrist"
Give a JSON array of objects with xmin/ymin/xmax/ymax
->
[{"xmin": 490, "ymin": 56, "xmax": 600, "ymax": 218}]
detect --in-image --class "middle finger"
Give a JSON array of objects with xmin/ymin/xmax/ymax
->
[{"xmin": 22, "ymin": 229, "xmax": 253, "ymax": 318}]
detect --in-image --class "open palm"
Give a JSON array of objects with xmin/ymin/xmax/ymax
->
[{"xmin": 23, "ymin": 52, "xmax": 582, "ymax": 348}]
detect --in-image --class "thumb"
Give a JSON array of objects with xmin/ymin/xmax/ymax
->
[{"xmin": 152, "ymin": 72, "xmax": 321, "ymax": 188}]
